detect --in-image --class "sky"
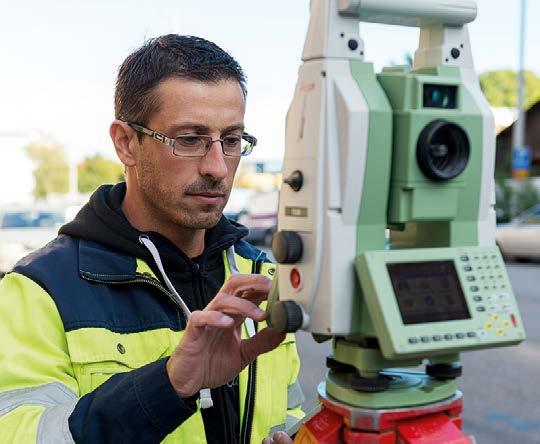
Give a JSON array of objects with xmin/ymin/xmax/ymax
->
[{"xmin": 0, "ymin": 0, "xmax": 538, "ymax": 173}]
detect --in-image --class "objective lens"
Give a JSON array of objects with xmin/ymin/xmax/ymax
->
[{"xmin": 416, "ymin": 120, "xmax": 470, "ymax": 181}]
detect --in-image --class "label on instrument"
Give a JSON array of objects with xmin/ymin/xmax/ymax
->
[{"xmin": 285, "ymin": 206, "xmax": 308, "ymax": 217}]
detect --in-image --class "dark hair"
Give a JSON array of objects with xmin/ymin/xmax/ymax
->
[{"xmin": 114, "ymin": 34, "xmax": 247, "ymax": 134}]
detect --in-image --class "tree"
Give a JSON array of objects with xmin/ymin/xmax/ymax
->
[
  {"xmin": 25, "ymin": 141, "xmax": 69, "ymax": 198},
  {"xmin": 479, "ymin": 70, "xmax": 540, "ymax": 109},
  {"xmin": 78, "ymin": 154, "xmax": 124, "ymax": 193}
]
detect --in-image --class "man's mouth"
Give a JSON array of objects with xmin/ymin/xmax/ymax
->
[{"xmin": 187, "ymin": 192, "xmax": 226, "ymax": 204}]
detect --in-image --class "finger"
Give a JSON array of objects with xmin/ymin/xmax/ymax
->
[
  {"xmin": 240, "ymin": 327, "xmax": 286, "ymax": 367},
  {"xmin": 220, "ymin": 274, "xmax": 272, "ymax": 300},
  {"xmin": 188, "ymin": 310, "xmax": 234, "ymax": 330},
  {"xmin": 237, "ymin": 288, "xmax": 271, "ymax": 307},
  {"xmin": 272, "ymin": 431, "xmax": 293, "ymax": 444},
  {"xmin": 262, "ymin": 438, "xmax": 273, "ymax": 444},
  {"xmin": 208, "ymin": 294, "xmax": 266, "ymax": 322}
]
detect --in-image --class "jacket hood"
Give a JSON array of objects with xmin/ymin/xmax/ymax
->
[{"xmin": 59, "ymin": 183, "xmax": 249, "ymax": 271}]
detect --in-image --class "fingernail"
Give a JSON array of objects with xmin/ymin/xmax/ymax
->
[{"xmin": 220, "ymin": 315, "xmax": 232, "ymax": 326}]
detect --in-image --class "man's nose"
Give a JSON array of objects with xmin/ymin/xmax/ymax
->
[{"xmin": 199, "ymin": 140, "xmax": 229, "ymax": 180}]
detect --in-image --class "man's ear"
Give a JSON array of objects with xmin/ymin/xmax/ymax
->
[{"xmin": 110, "ymin": 120, "xmax": 137, "ymax": 168}]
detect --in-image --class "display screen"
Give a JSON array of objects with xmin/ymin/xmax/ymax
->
[
  {"xmin": 423, "ymin": 84, "xmax": 457, "ymax": 109},
  {"xmin": 387, "ymin": 261, "xmax": 470, "ymax": 325}
]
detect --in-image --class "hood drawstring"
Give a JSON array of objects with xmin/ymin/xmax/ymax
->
[
  {"xmin": 139, "ymin": 234, "xmax": 257, "ymax": 409},
  {"xmin": 139, "ymin": 235, "xmax": 212, "ymax": 409}
]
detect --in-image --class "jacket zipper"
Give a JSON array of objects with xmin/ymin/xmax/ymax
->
[
  {"xmin": 239, "ymin": 259, "xmax": 263, "ymax": 444},
  {"xmin": 80, "ymin": 274, "xmax": 187, "ymax": 328}
]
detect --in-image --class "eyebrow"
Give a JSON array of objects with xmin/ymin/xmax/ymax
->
[{"xmin": 165, "ymin": 122, "xmax": 245, "ymax": 135}]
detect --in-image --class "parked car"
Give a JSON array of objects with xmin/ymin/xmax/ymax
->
[
  {"xmin": 238, "ymin": 191, "xmax": 278, "ymax": 246},
  {"xmin": 0, "ymin": 206, "xmax": 79, "ymax": 275},
  {"xmin": 224, "ymin": 188, "xmax": 253, "ymax": 222},
  {"xmin": 496, "ymin": 204, "xmax": 540, "ymax": 260},
  {"xmin": 239, "ymin": 212, "xmax": 277, "ymax": 246}
]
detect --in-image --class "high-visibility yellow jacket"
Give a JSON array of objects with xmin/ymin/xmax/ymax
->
[{"xmin": 0, "ymin": 234, "xmax": 304, "ymax": 443}]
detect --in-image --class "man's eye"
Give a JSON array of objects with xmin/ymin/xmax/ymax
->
[
  {"xmin": 223, "ymin": 136, "xmax": 241, "ymax": 147},
  {"xmin": 177, "ymin": 136, "xmax": 201, "ymax": 147}
]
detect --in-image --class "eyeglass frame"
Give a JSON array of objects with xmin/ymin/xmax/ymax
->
[{"xmin": 127, "ymin": 122, "xmax": 257, "ymax": 158}]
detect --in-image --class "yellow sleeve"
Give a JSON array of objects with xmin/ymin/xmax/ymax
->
[{"xmin": 0, "ymin": 272, "xmax": 79, "ymax": 443}]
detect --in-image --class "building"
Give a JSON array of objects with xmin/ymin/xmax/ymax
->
[{"xmin": 495, "ymin": 101, "xmax": 540, "ymax": 178}]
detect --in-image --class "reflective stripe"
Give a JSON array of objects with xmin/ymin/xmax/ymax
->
[
  {"xmin": 268, "ymin": 415, "xmax": 300, "ymax": 437},
  {"xmin": 226, "ymin": 245, "xmax": 240, "ymax": 275},
  {"xmin": 0, "ymin": 382, "xmax": 77, "ymax": 444},
  {"xmin": 287, "ymin": 381, "xmax": 305, "ymax": 409}
]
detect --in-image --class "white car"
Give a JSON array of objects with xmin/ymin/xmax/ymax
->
[
  {"xmin": 0, "ymin": 207, "xmax": 78, "ymax": 275},
  {"xmin": 496, "ymin": 204, "xmax": 540, "ymax": 260}
]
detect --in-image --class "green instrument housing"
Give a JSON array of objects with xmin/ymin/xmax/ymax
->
[{"xmin": 378, "ymin": 66, "xmax": 484, "ymax": 248}]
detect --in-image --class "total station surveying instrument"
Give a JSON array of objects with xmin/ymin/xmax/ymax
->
[{"xmin": 266, "ymin": 0, "xmax": 526, "ymax": 442}]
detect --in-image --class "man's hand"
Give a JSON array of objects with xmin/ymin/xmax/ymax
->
[
  {"xmin": 166, "ymin": 274, "xmax": 285, "ymax": 398},
  {"xmin": 262, "ymin": 431, "xmax": 293, "ymax": 444}
]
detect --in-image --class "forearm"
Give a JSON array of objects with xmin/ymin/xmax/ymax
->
[{"xmin": 69, "ymin": 358, "xmax": 196, "ymax": 443}]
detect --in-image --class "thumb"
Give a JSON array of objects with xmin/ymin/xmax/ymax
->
[
  {"xmin": 240, "ymin": 327, "xmax": 286, "ymax": 367},
  {"xmin": 272, "ymin": 431, "xmax": 293, "ymax": 444}
]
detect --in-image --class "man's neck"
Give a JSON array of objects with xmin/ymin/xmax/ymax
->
[{"xmin": 121, "ymin": 188, "xmax": 205, "ymax": 258}]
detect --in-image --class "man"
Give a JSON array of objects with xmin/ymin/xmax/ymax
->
[{"xmin": 0, "ymin": 35, "xmax": 303, "ymax": 443}]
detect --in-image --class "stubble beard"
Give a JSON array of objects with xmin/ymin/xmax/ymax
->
[{"xmin": 138, "ymin": 166, "xmax": 228, "ymax": 231}]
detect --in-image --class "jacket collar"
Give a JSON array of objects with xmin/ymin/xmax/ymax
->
[{"xmin": 77, "ymin": 216, "xmax": 250, "ymax": 282}]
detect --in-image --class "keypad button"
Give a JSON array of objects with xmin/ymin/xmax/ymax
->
[
  {"xmin": 420, "ymin": 336, "xmax": 430, "ymax": 343},
  {"xmin": 460, "ymin": 255, "xmax": 470, "ymax": 262},
  {"xmin": 473, "ymin": 296, "xmax": 483, "ymax": 302},
  {"xmin": 466, "ymin": 276, "xmax": 476, "ymax": 282},
  {"xmin": 463, "ymin": 265, "xmax": 473, "ymax": 272},
  {"xmin": 408, "ymin": 337, "xmax": 418, "ymax": 344},
  {"xmin": 432, "ymin": 335, "xmax": 442, "ymax": 341},
  {"xmin": 456, "ymin": 333, "xmax": 465, "ymax": 339},
  {"xmin": 476, "ymin": 306, "xmax": 486, "ymax": 312},
  {"xmin": 444, "ymin": 334, "xmax": 454, "ymax": 340},
  {"xmin": 470, "ymin": 286, "xmax": 479, "ymax": 292},
  {"xmin": 467, "ymin": 331, "xmax": 477, "ymax": 338}
]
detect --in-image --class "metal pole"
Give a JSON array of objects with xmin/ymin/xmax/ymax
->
[{"xmin": 511, "ymin": 0, "xmax": 527, "ymax": 166}]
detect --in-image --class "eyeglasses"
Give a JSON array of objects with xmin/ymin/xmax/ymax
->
[{"xmin": 127, "ymin": 122, "xmax": 256, "ymax": 158}]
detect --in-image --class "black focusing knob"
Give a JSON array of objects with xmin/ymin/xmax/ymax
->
[
  {"xmin": 426, "ymin": 362, "xmax": 463, "ymax": 380},
  {"xmin": 283, "ymin": 170, "xmax": 303, "ymax": 192},
  {"xmin": 270, "ymin": 300, "xmax": 304, "ymax": 333},
  {"xmin": 272, "ymin": 231, "xmax": 303, "ymax": 264}
]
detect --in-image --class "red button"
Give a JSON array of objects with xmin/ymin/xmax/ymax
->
[
  {"xmin": 511, "ymin": 313, "xmax": 518, "ymax": 327},
  {"xmin": 290, "ymin": 268, "xmax": 302, "ymax": 290}
]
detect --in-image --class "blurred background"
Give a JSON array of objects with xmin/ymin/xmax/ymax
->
[{"xmin": 0, "ymin": 1, "xmax": 539, "ymax": 442}]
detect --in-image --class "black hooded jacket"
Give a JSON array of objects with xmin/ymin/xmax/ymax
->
[{"xmin": 60, "ymin": 182, "xmax": 255, "ymax": 444}]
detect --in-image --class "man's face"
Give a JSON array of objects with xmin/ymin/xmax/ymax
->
[{"xmin": 133, "ymin": 77, "xmax": 245, "ymax": 230}]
